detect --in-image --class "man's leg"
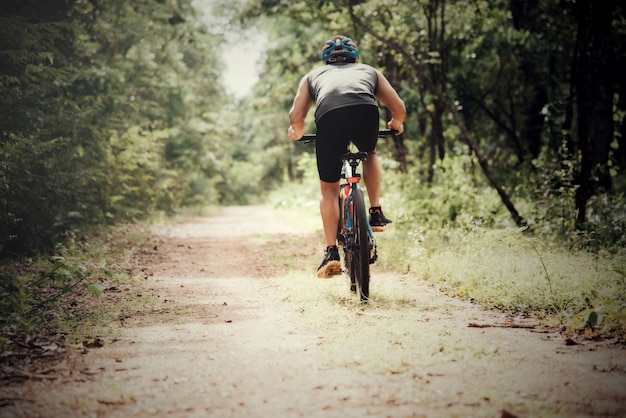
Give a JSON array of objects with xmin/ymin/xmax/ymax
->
[
  {"xmin": 316, "ymin": 180, "xmax": 342, "ymax": 278},
  {"xmin": 320, "ymin": 180, "xmax": 340, "ymax": 247},
  {"xmin": 362, "ymin": 149, "xmax": 381, "ymax": 207},
  {"xmin": 362, "ymin": 148, "xmax": 393, "ymax": 228}
]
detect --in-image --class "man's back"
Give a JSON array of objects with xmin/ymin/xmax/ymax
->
[{"xmin": 307, "ymin": 63, "xmax": 378, "ymax": 121}]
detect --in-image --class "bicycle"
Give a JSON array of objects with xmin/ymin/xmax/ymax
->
[{"xmin": 298, "ymin": 129, "xmax": 395, "ymax": 302}]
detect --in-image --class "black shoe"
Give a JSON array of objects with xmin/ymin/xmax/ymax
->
[
  {"xmin": 317, "ymin": 246, "xmax": 341, "ymax": 278},
  {"xmin": 369, "ymin": 207, "xmax": 392, "ymax": 231}
]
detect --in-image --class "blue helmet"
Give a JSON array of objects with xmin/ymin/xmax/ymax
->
[{"xmin": 321, "ymin": 36, "xmax": 359, "ymax": 64}]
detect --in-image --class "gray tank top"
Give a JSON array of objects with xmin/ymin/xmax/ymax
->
[{"xmin": 307, "ymin": 63, "xmax": 379, "ymax": 122}]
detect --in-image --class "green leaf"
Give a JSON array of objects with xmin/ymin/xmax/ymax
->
[
  {"xmin": 87, "ymin": 283, "xmax": 103, "ymax": 297},
  {"xmin": 585, "ymin": 311, "xmax": 604, "ymax": 328}
]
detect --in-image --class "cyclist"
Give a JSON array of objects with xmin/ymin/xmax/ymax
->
[{"xmin": 287, "ymin": 35, "xmax": 406, "ymax": 278}]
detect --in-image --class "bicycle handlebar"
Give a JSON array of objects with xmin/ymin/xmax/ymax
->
[
  {"xmin": 377, "ymin": 129, "xmax": 398, "ymax": 137},
  {"xmin": 297, "ymin": 129, "xmax": 398, "ymax": 143}
]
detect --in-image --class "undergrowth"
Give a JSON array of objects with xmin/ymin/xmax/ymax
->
[
  {"xmin": 269, "ymin": 151, "xmax": 626, "ymax": 341},
  {"xmin": 382, "ymin": 222, "xmax": 626, "ymax": 341},
  {"xmin": 0, "ymin": 223, "xmax": 155, "ymax": 357}
]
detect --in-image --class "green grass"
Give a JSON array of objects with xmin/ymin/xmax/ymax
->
[
  {"xmin": 267, "ymin": 210, "xmax": 624, "ymax": 418},
  {"xmin": 369, "ymin": 220, "xmax": 626, "ymax": 340},
  {"xmin": 0, "ymin": 222, "xmax": 165, "ymax": 354},
  {"xmin": 268, "ymin": 167, "xmax": 626, "ymax": 342},
  {"xmin": 275, "ymin": 269, "xmax": 437, "ymax": 373}
]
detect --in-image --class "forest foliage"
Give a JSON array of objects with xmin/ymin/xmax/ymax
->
[
  {"xmin": 1, "ymin": 0, "xmax": 625, "ymax": 255},
  {"xmin": 1, "ymin": 0, "xmax": 243, "ymax": 255},
  {"xmin": 1, "ymin": 0, "xmax": 625, "ymax": 342},
  {"xmin": 236, "ymin": 0, "xmax": 626, "ymax": 250}
]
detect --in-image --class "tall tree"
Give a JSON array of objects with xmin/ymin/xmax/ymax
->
[
  {"xmin": 348, "ymin": 1, "xmax": 527, "ymax": 227},
  {"xmin": 573, "ymin": 0, "xmax": 617, "ymax": 225},
  {"xmin": 509, "ymin": 0, "xmax": 549, "ymax": 160},
  {"xmin": 229, "ymin": 0, "xmax": 626, "ymax": 239},
  {"xmin": 0, "ymin": 0, "xmax": 230, "ymax": 254},
  {"xmin": 424, "ymin": 0, "xmax": 447, "ymax": 184}
]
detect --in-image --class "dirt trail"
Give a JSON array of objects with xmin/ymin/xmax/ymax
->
[{"xmin": 1, "ymin": 205, "xmax": 625, "ymax": 417}]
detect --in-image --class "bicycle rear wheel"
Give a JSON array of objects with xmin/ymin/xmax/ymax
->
[{"xmin": 352, "ymin": 188, "xmax": 370, "ymax": 301}]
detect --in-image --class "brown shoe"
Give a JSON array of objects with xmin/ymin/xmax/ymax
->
[{"xmin": 316, "ymin": 246, "xmax": 341, "ymax": 278}]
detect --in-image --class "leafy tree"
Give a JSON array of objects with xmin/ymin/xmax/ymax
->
[
  {"xmin": 572, "ymin": 0, "xmax": 619, "ymax": 225},
  {"xmin": 232, "ymin": 0, "xmax": 625, "ymax": 247},
  {"xmin": 3, "ymin": 0, "xmax": 624, "ymax": 254},
  {"xmin": 0, "ymin": 0, "xmax": 230, "ymax": 254},
  {"xmin": 1, "ymin": 2, "xmax": 106, "ymax": 253}
]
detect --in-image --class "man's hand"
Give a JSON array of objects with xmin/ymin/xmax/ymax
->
[
  {"xmin": 388, "ymin": 120, "xmax": 404, "ymax": 135},
  {"xmin": 287, "ymin": 125, "xmax": 302, "ymax": 141}
]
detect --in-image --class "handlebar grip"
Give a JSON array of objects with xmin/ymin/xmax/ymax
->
[
  {"xmin": 378, "ymin": 129, "xmax": 398, "ymax": 137},
  {"xmin": 298, "ymin": 134, "xmax": 317, "ymax": 142}
]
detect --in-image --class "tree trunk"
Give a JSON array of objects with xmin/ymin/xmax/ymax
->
[
  {"xmin": 383, "ymin": 55, "xmax": 409, "ymax": 173},
  {"xmin": 426, "ymin": 0, "xmax": 446, "ymax": 184},
  {"xmin": 510, "ymin": 0, "xmax": 547, "ymax": 160},
  {"xmin": 428, "ymin": 100, "xmax": 445, "ymax": 184},
  {"xmin": 574, "ymin": 0, "xmax": 615, "ymax": 225}
]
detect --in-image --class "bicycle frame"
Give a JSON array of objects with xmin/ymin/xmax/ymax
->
[{"xmin": 339, "ymin": 155, "xmax": 377, "ymax": 265}]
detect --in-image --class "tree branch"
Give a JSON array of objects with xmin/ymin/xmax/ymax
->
[{"xmin": 348, "ymin": 2, "xmax": 527, "ymax": 227}]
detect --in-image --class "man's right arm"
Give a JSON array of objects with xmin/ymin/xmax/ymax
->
[
  {"xmin": 374, "ymin": 70, "xmax": 406, "ymax": 135},
  {"xmin": 288, "ymin": 76, "xmax": 314, "ymax": 140}
]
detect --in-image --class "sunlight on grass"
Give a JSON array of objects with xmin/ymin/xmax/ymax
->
[
  {"xmin": 268, "ymin": 158, "xmax": 626, "ymax": 340},
  {"xmin": 279, "ymin": 214, "xmax": 626, "ymax": 373},
  {"xmin": 272, "ymin": 207, "xmax": 321, "ymax": 235},
  {"xmin": 388, "ymin": 223, "xmax": 626, "ymax": 338},
  {"xmin": 275, "ymin": 268, "xmax": 501, "ymax": 374}
]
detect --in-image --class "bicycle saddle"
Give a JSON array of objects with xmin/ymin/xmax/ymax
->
[{"xmin": 341, "ymin": 151, "xmax": 368, "ymax": 162}]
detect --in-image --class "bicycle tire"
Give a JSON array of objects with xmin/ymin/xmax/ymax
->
[
  {"xmin": 352, "ymin": 188, "xmax": 370, "ymax": 301},
  {"xmin": 338, "ymin": 192, "xmax": 356, "ymax": 292}
]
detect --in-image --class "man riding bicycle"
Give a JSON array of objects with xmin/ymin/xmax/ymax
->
[{"xmin": 287, "ymin": 35, "xmax": 406, "ymax": 278}]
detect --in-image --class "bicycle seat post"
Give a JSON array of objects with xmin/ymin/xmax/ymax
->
[
  {"xmin": 350, "ymin": 160, "xmax": 361, "ymax": 180},
  {"xmin": 341, "ymin": 151, "xmax": 367, "ymax": 181}
]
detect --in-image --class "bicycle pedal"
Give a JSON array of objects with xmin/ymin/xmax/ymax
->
[{"xmin": 371, "ymin": 225, "xmax": 385, "ymax": 232}]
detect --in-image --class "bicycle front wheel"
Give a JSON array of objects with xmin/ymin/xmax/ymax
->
[
  {"xmin": 352, "ymin": 188, "xmax": 370, "ymax": 301},
  {"xmin": 338, "ymin": 194, "xmax": 356, "ymax": 292}
]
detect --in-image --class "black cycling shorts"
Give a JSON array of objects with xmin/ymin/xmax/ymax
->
[{"xmin": 315, "ymin": 105, "xmax": 379, "ymax": 183}]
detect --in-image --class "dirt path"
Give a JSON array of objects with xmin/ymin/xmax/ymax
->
[{"xmin": 1, "ymin": 206, "xmax": 625, "ymax": 417}]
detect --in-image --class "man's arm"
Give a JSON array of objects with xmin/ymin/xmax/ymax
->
[
  {"xmin": 374, "ymin": 70, "xmax": 406, "ymax": 135},
  {"xmin": 288, "ymin": 76, "xmax": 314, "ymax": 140}
]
